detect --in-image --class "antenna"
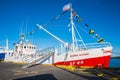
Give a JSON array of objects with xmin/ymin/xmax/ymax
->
[
  {"xmin": 25, "ymin": 17, "xmax": 28, "ymax": 40},
  {"xmin": 6, "ymin": 36, "xmax": 9, "ymax": 51},
  {"xmin": 20, "ymin": 20, "xmax": 24, "ymax": 35}
]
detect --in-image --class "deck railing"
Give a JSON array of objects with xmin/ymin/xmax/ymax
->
[
  {"xmin": 36, "ymin": 47, "xmax": 55, "ymax": 55},
  {"xmin": 78, "ymin": 42, "xmax": 112, "ymax": 50},
  {"xmin": 57, "ymin": 42, "xmax": 112, "ymax": 54}
]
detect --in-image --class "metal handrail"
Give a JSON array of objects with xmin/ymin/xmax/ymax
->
[
  {"xmin": 79, "ymin": 42, "xmax": 112, "ymax": 49},
  {"xmin": 56, "ymin": 42, "xmax": 112, "ymax": 54}
]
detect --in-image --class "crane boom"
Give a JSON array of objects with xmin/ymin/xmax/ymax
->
[{"xmin": 36, "ymin": 24, "xmax": 68, "ymax": 47}]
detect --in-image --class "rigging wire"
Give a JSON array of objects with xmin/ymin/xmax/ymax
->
[
  {"xmin": 75, "ymin": 23, "xmax": 105, "ymax": 42},
  {"xmin": 26, "ymin": 11, "xmax": 66, "ymax": 37},
  {"xmin": 74, "ymin": 24, "xmax": 87, "ymax": 49},
  {"xmin": 75, "ymin": 24, "xmax": 88, "ymax": 34},
  {"xmin": 24, "ymin": 3, "xmax": 105, "ymax": 44},
  {"xmin": 75, "ymin": 24, "xmax": 98, "ymax": 41}
]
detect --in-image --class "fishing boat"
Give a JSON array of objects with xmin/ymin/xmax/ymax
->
[
  {"xmin": 35, "ymin": 3, "xmax": 112, "ymax": 68},
  {"xmin": 4, "ymin": 34, "xmax": 37, "ymax": 63}
]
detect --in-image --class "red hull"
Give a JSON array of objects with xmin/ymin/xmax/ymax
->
[{"xmin": 54, "ymin": 55, "xmax": 111, "ymax": 68}]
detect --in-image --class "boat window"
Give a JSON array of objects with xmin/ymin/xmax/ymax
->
[
  {"xmin": 30, "ymin": 46, "xmax": 32, "ymax": 49},
  {"xmin": 24, "ymin": 46, "xmax": 26, "ymax": 49}
]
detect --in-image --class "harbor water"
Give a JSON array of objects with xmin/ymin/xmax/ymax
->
[{"xmin": 109, "ymin": 58, "xmax": 120, "ymax": 68}]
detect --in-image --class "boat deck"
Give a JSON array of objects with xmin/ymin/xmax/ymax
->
[{"xmin": 0, "ymin": 62, "xmax": 119, "ymax": 80}]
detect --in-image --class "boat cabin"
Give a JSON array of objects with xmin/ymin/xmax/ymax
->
[{"xmin": 14, "ymin": 43, "xmax": 36, "ymax": 55}]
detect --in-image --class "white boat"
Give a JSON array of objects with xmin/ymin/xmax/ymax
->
[{"xmin": 4, "ymin": 34, "xmax": 37, "ymax": 63}]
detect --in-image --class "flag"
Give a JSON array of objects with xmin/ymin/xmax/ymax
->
[
  {"xmin": 55, "ymin": 12, "xmax": 64, "ymax": 20},
  {"xmin": 93, "ymin": 34, "xmax": 99, "ymax": 38},
  {"xmin": 77, "ymin": 18, "xmax": 82, "ymax": 22},
  {"xmin": 89, "ymin": 29, "xmax": 95, "ymax": 34},
  {"xmin": 63, "ymin": 4, "xmax": 71, "ymax": 12},
  {"xmin": 97, "ymin": 38, "xmax": 104, "ymax": 43},
  {"xmin": 85, "ymin": 23, "xmax": 89, "ymax": 28},
  {"xmin": 72, "ymin": 8, "xmax": 79, "ymax": 18},
  {"xmin": 72, "ymin": 9, "xmax": 76, "ymax": 16}
]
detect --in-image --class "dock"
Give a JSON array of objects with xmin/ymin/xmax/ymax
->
[{"xmin": 0, "ymin": 62, "xmax": 120, "ymax": 80}]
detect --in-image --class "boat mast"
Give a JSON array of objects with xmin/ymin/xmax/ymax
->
[
  {"xmin": 19, "ymin": 34, "xmax": 25, "ymax": 44},
  {"xmin": 70, "ymin": 3, "xmax": 75, "ymax": 52},
  {"xmin": 70, "ymin": 3, "xmax": 87, "ymax": 51}
]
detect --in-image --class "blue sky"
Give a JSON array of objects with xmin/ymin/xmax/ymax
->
[{"xmin": 0, "ymin": 0, "xmax": 120, "ymax": 56}]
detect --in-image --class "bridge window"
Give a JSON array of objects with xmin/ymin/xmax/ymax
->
[
  {"xmin": 24, "ymin": 46, "xmax": 26, "ymax": 49},
  {"xmin": 30, "ymin": 46, "xmax": 31, "ymax": 49}
]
